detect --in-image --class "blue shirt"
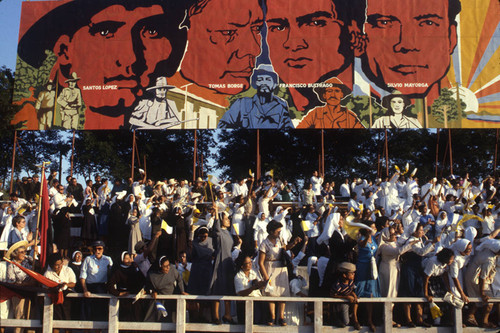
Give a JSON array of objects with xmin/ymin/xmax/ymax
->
[{"xmin": 80, "ymin": 254, "xmax": 113, "ymax": 284}]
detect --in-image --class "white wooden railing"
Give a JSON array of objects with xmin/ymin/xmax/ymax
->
[{"xmin": 1, "ymin": 294, "xmax": 499, "ymax": 333}]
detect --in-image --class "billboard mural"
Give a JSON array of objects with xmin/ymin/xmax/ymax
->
[{"xmin": 12, "ymin": 0, "xmax": 500, "ymax": 130}]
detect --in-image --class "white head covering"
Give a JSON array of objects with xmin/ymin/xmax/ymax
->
[
  {"xmin": 274, "ymin": 206, "xmax": 283, "ymax": 216},
  {"xmin": 71, "ymin": 250, "xmax": 82, "ymax": 265},
  {"xmin": 450, "ymin": 238, "xmax": 470, "ymax": 255},
  {"xmin": 405, "ymin": 222, "xmax": 419, "ymax": 238},
  {"xmin": 464, "ymin": 226, "xmax": 478, "ymax": 255},
  {"xmin": 476, "ymin": 238, "xmax": 500, "ymax": 254}
]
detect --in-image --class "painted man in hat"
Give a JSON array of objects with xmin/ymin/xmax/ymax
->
[
  {"xmin": 17, "ymin": 0, "xmax": 188, "ymax": 129},
  {"xmin": 218, "ymin": 64, "xmax": 293, "ymax": 129},
  {"xmin": 57, "ymin": 72, "xmax": 82, "ymax": 129},
  {"xmin": 372, "ymin": 91, "xmax": 422, "ymax": 128},
  {"xmin": 129, "ymin": 76, "xmax": 181, "ymax": 129},
  {"xmin": 297, "ymin": 78, "xmax": 364, "ymax": 128},
  {"xmin": 35, "ymin": 80, "xmax": 56, "ymax": 130}
]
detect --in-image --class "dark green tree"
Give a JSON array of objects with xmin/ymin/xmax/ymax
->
[{"xmin": 431, "ymin": 88, "xmax": 467, "ymax": 128}]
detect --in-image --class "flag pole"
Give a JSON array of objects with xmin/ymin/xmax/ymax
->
[
  {"xmin": 9, "ymin": 131, "xmax": 18, "ymax": 194},
  {"xmin": 131, "ymin": 130, "xmax": 136, "ymax": 180},
  {"xmin": 33, "ymin": 161, "xmax": 49, "ymax": 268},
  {"xmin": 193, "ymin": 130, "xmax": 197, "ymax": 183},
  {"xmin": 70, "ymin": 130, "xmax": 75, "ymax": 177}
]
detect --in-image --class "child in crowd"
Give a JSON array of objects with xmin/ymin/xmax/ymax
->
[{"xmin": 330, "ymin": 262, "xmax": 360, "ymax": 329}]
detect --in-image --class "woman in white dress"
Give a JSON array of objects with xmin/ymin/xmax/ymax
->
[
  {"xmin": 377, "ymin": 227, "xmax": 415, "ymax": 298},
  {"xmin": 258, "ymin": 220, "xmax": 300, "ymax": 326},
  {"xmin": 372, "ymin": 92, "xmax": 422, "ymax": 129}
]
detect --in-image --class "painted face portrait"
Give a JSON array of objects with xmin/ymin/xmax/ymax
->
[
  {"xmin": 18, "ymin": 0, "xmax": 188, "ymax": 128},
  {"xmin": 362, "ymin": 0, "xmax": 459, "ymax": 97},
  {"xmin": 266, "ymin": 0, "xmax": 348, "ymax": 85},
  {"xmin": 390, "ymin": 97, "xmax": 405, "ymax": 114},
  {"xmin": 57, "ymin": 6, "xmax": 178, "ymax": 112},
  {"xmin": 182, "ymin": 0, "xmax": 263, "ymax": 94},
  {"xmin": 255, "ymin": 74, "xmax": 276, "ymax": 94},
  {"xmin": 323, "ymin": 86, "xmax": 344, "ymax": 107}
]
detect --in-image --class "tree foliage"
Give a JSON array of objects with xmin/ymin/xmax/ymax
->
[
  {"xmin": 431, "ymin": 88, "xmax": 467, "ymax": 127},
  {"xmin": 72, "ymin": 130, "xmax": 215, "ymax": 182}
]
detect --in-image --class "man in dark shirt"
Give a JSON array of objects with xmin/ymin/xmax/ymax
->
[{"xmin": 66, "ymin": 177, "xmax": 84, "ymax": 203}]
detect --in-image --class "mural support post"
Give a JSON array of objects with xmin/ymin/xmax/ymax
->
[
  {"xmin": 70, "ymin": 130, "xmax": 75, "ymax": 177},
  {"xmin": 385, "ymin": 129, "xmax": 389, "ymax": 177},
  {"xmin": 321, "ymin": 130, "xmax": 325, "ymax": 176},
  {"xmin": 448, "ymin": 129, "xmax": 453, "ymax": 176},
  {"xmin": 495, "ymin": 129, "xmax": 499, "ymax": 175},
  {"xmin": 9, "ymin": 131, "xmax": 18, "ymax": 194},
  {"xmin": 256, "ymin": 130, "xmax": 261, "ymax": 180},
  {"xmin": 193, "ymin": 130, "xmax": 197, "ymax": 183},
  {"xmin": 131, "ymin": 130, "xmax": 136, "ymax": 180},
  {"xmin": 435, "ymin": 129, "xmax": 440, "ymax": 178}
]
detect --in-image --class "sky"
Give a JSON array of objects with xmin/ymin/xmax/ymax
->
[{"xmin": 0, "ymin": 0, "xmax": 22, "ymax": 71}]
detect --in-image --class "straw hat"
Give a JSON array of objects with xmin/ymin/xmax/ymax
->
[{"xmin": 5, "ymin": 240, "xmax": 29, "ymax": 259}]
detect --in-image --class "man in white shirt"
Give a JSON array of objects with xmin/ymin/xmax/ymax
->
[
  {"xmin": 232, "ymin": 178, "xmax": 249, "ymax": 198},
  {"xmin": 52, "ymin": 185, "xmax": 75, "ymax": 210},
  {"xmin": 340, "ymin": 179, "xmax": 350, "ymax": 198},
  {"xmin": 176, "ymin": 180, "xmax": 190, "ymax": 199},
  {"xmin": 310, "ymin": 171, "xmax": 323, "ymax": 200}
]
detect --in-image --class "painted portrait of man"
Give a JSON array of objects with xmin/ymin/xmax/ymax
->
[
  {"xmin": 361, "ymin": 0, "xmax": 461, "ymax": 98},
  {"xmin": 180, "ymin": 0, "xmax": 264, "ymax": 95},
  {"xmin": 265, "ymin": 0, "xmax": 366, "ymax": 111},
  {"xmin": 218, "ymin": 64, "xmax": 292, "ymax": 129},
  {"xmin": 17, "ymin": 0, "xmax": 188, "ymax": 129}
]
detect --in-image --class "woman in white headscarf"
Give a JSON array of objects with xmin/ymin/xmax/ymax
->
[
  {"xmin": 464, "ymin": 238, "xmax": 500, "ymax": 328},
  {"xmin": 253, "ymin": 212, "xmax": 269, "ymax": 250},
  {"xmin": 447, "ymin": 238, "xmax": 472, "ymax": 303},
  {"xmin": 273, "ymin": 206, "xmax": 292, "ymax": 244},
  {"xmin": 398, "ymin": 222, "xmax": 439, "ymax": 327},
  {"xmin": 377, "ymin": 226, "xmax": 416, "ymax": 298}
]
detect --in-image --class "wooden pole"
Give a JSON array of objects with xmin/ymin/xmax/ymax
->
[
  {"xmin": 377, "ymin": 153, "xmax": 381, "ymax": 178},
  {"xmin": 321, "ymin": 130, "xmax": 325, "ymax": 176},
  {"xmin": 9, "ymin": 131, "xmax": 18, "ymax": 194},
  {"xmin": 318, "ymin": 154, "xmax": 321, "ymax": 175},
  {"xmin": 435, "ymin": 129, "xmax": 440, "ymax": 178},
  {"xmin": 70, "ymin": 130, "xmax": 75, "ymax": 177},
  {"xmin": 58, "ymin": 151, "xmax": 62, "ymax": 183},
  {"xmin": 369, "ymin": 92, "xmax": 373, "ymax": 127},
  {"xmin": 494, "ymin": 129, "xmax": 499, "ymax": 176},
  {"xmin": 131, "ymin": 130, "xmax": 136, "ymax": 180},
  {"xmin": 385, "ymin": 129, "xmax": 389, "ymax": 177},
  {"xmin": 33, "ymin": 162, "xmax": 47, "ymax": 267},
  {"xmin": 134, "ymin": 137, "xmax": 141, "ymax": 168},
  {"xmin": 448, "ymin": 129, "xmax": 453, "ymax": 176},
  {"xmin": 193, "ymin": 130, "xmax": 197, "ymax": 183},
  {"xmin": 441, "ymin": 135, "xmax": 449, "ymax": 179},
  {"xmin": 200, "ymin": 153, "xmax": 204, "ymax": 179},
  {"xmin": 424, "ymin": 97, "xmax": 428, "ymax": 128},
  {"xmin": 256, "ymin": 130, "xmax": 261, "ymax": 180}
]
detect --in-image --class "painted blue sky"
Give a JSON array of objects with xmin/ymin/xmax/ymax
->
[{"xmin": 0, "ymin": 0, "xmax": 22, "ymax": 70}]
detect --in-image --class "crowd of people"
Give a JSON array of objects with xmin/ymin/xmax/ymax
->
[{"xmin": 1, "ymin": 168, "xmax": 500, "ymax": 331}]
